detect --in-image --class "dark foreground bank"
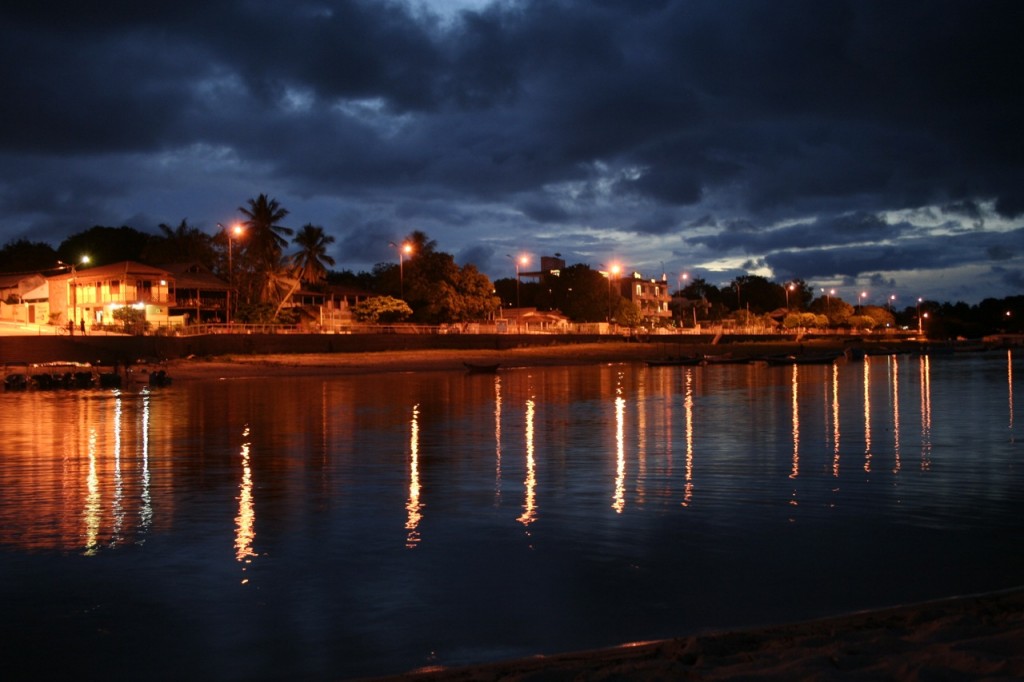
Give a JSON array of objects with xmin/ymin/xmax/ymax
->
[{"xmin": 364, "ymin": 588, "xmax": 1024, "ymax": 681}]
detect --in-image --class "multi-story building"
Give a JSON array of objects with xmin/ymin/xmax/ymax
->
[
  {"xmin": 48, "ymin": 261, "xmax": 176, "ymax": 330},
  {"xmin": 616, "ymin": 271, "xmax": 672, "ymax": 323}
]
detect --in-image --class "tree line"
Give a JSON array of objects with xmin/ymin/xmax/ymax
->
[{"xmin": 0, "ymin": 194, "xmax": 1020, "ymax": 336}]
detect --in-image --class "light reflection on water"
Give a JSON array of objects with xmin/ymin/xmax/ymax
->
[{"xmin": 0, "ymin": 351, "xmax": 1021, "ymax": 680}]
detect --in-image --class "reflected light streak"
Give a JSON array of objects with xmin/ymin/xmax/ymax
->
[
  {"xmin": 112, "ymin": 393, "xmax": 125, "ymax": 546},
  {"xmin": 920, "ymin": 355, "xmax": 932, "ymax": 470},
  {"xmin": 790, "ymin": 365, "xmax": 800, "ymax": 481},
  {"xmin": 892, "ymin": 356, "xmax": 901, "ymax": 473},
  {"xmin": 405, "ymin": 404, "xmax": 423, "ymax": 547},
  {"xmin": 682, "ymin": 370, "xmax": 694, "ymax": 506},
  {"xmin": 612, "ymin": 382, "xmax": 626, "ymax": 514},
  {"xmin": 494, "ymin": 376, "xmax": 502, "ymax": 505},
  {"xmin": 234, "ymin": 425, "xmax": 257, "ymax": 571},
  {"xmin": 517, "ymin": 397, "xmax": 537, "ymax": 526},
  {"xmin": 635, "ymin": 373, "xmax": 647, "ymax": 506},
  {"xmin": 863, "ymin": 357, "xmax": 872, "ymax": 472},
  {"xmin": 139, "ymin": 391, "xmax": 153, "ymax": 540},
  {"xmin": 83, "ymin": 427, "xmax": 100, "ymax": 556},
  {"xmin": 832, "ymin": 363, "xmax": 841, "ymax": 477},
  {"xmin": 1009, "ymin": 350, "xmax": 1015, "ymax": 437}
]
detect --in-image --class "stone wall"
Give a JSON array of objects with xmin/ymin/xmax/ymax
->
[{"xmin": 0, "ymin": 332, "xmax": 660, "ymax": 365}]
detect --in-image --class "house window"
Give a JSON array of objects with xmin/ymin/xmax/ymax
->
[{"xmin": 111, "ymin": 280, "xmax": 120, "ymax": 296}]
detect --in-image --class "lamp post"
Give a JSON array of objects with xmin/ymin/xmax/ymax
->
[
  {"xmin": 59, "ymin": 255, "xmax": 90, "ymax": 334},
  {"xmin": 602, "ymin": 263, "xmax": 621, "ymax": 323},
  {"xmin": 858, "ymin": 291, "xmax": 867, "ymax": 311},
  {"xmin": 389, "ymin": 241, "xmax": 413, "ymax": 299},
  {"xmin": 218, "ymin": 223, "xmax": 245, "ymax": 325},
  {"xmin": 821, "ymin": 287, "xmax": 834, "ymax": 319},
  {"xmin": 785, "ymin": 282, "xmax": 795, "ymax": 309},
  {"xmin": 506, "ymin": 254, "xmax": 529, "ymax": 308}
]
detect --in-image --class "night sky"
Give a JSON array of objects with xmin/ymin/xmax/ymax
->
[{"xmin": 2, "ymin": 0, "xmax": 1022, "ymax": 304}]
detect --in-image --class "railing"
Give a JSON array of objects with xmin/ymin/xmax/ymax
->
[{"xmin": 140, "ymin": 321, "xmax": 926, "ymax": 338}]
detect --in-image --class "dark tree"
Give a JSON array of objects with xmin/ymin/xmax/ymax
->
[
  {"xmin": 58, "ymin": 226, "xmax": 153, "ymax": 266},
  {"xmin": 0, "ymin": 239, "xmax": 60, "ymax": 272},
  {"xmin": 141, "ymin": 219, "xmax": 216, "ymax": 268}
]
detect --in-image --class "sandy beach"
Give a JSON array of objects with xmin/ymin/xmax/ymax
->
[{"xmin": 166, "ymin": 340, "xmax": 1020, "ymax": 681}]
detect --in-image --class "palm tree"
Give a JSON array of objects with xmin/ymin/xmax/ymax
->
[
  {"xmin": 237, "ymin": 194, "xmax": 293, "ymax": 304},
  {"xmin": 238, "ymin": 194, "xmax": 292, "ymax": 268},
  {"xmin": 143, "ymin": 219, "xmax": 215, "ymax": 267},
  {"xmin": 292, "ymin": 224, "xmax": 336, "ymax": 285}
]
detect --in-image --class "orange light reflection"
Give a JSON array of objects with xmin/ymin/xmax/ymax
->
[
  {"xmin": 891, "ymin": 356, "xmax": 901, "ymax": 473},
  {"xmin": 863, "ymin": 357, "xmax": 872, "ymax": 472},
  {"xmin": 494, "ymin": 376, "xmax": 503, "ymax": 505},
  {"xmin": 517, "ymin": 397, "xmax": 537, "ymax": 526},
  {"xmin": 920, "ymin": 355, "xmax": 932, "ymax": 470},
  {"xmin": 682, "ymin": 370, "xmax": 694, "ymax": 507},
  {"xmin": 1008, "ymin": 350, "xmax": 1015, "ymax": 437},
  {"xmin": 832, "ymin": 363, "xmax": 841, "ymax": 477},
  {"xmin": 405, "ymin": 404, "xmax": 423, "ymax": 547},
  {"xmin": 234, "ymin": 425, "xmax": 257, "ymax": 572},
  {"xmin": 612, "ymin": 382, "xmax": 626, "ymax": 514},
  {"xmin": 790, "ymin": 364, "xmax": 799, "ymax": 480}
]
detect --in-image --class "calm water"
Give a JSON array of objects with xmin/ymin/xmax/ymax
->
[{"xmin": 0, "ymin": 351, "xmax": 1021, "ymax": 680}]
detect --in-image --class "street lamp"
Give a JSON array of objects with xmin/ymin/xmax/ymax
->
[
  {"xmin": 601, "ymin": 263, "xmax": 621, "ymax": 323},
  {"xmin": 785, "ymin": 282, "xmax": 795, "ymax": 309},
  {"xmin": 389, "ymin": 241, "xmax": 414, "ymax": 299},
  {"xmin": 859, "ymin": 291, "xmax": 867, "ymax": 311},
  {"xmin": 917, "ymin": 297, "xmax": 923, "ymax": 334},
  {"xmin": 821, "ymin": 287, "xmax": 834, "ymax": 319},
  {"xmin": 218, "ymin": 222, "xmax": 245, "ymax": 325},
  {"xmin": 58, "ymin": 255, "xmax": 90, "ymax": 334},
  {"xmin": 506, "ymin": 254, "xmax": 529, "ymax": 307}
]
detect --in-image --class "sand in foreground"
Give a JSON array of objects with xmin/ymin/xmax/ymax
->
[{"xmin": 366, "ymin": 589, "xmax": 1023, "ymax": 681}]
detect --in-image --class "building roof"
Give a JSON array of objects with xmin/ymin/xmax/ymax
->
[
  {"xmin": 158, "ymin": 263, "xmax": 230, "ymax": 291},
  {"xmin": 47, "ymin": 260, "xmax": 173, "ymax": 281}
]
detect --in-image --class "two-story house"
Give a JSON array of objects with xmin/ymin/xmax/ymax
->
[{"xmin": 48, "ymin": 261, "xmax": 175, "ymax": 330}]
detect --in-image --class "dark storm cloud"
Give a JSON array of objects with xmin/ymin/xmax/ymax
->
[
  {"xmin": 767, "ymin": 226, "xmax": 1024, "ymax": 280},
  {"xmin": 0, "ymin": 0, "xmax": 1022, "ymax": 301},
  {"xmin": 690, "ymin": 213, "xmax": 904, "ymax": 253}
]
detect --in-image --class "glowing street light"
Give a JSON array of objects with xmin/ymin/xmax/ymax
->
[
  {"xmin": 58, "ymin": 255, "xmax": 90, "ymax": 334},
  {"xmin": 859, "ymin": 291, "xmax": 867, "ymax": 311},
  {"xmin": 218, "ymin": 222, "xmax": 245, "ymax": 325},
  {"xmin": 389, "ymin": 241, "xmax": 414, "ymax": 299},
  {"xmin": 601, "ymin": 263, "xmax": 621, "ymax": 323},
  {"xmin": 506, "ymin": 254, "xmax": 529, "ymax": 307},
  {"xmin": 785, "ymin": 282, "xmax": 795, "ymax": 308}
]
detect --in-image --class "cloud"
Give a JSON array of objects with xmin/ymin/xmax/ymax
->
[{"xmin": 0, "ymin": 0, "xmax": 1022, "ymax": 303}]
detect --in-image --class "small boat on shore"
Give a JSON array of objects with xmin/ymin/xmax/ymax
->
[
  {"xmin": 760, "ymin": 351, "xmax": 844, "ymax": 366},
  {"xmin": 464, "ymin": 362, "xmax": 500, "ymax": 374}
]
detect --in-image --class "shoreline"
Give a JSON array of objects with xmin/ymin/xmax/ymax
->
[
  {"xmin": 365, "ymin": 587, "xmax": 1024, "ymax": 681},
  {"xmin": 164, "ymin": 338, "xmax": 917, "ymax": 379}
]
